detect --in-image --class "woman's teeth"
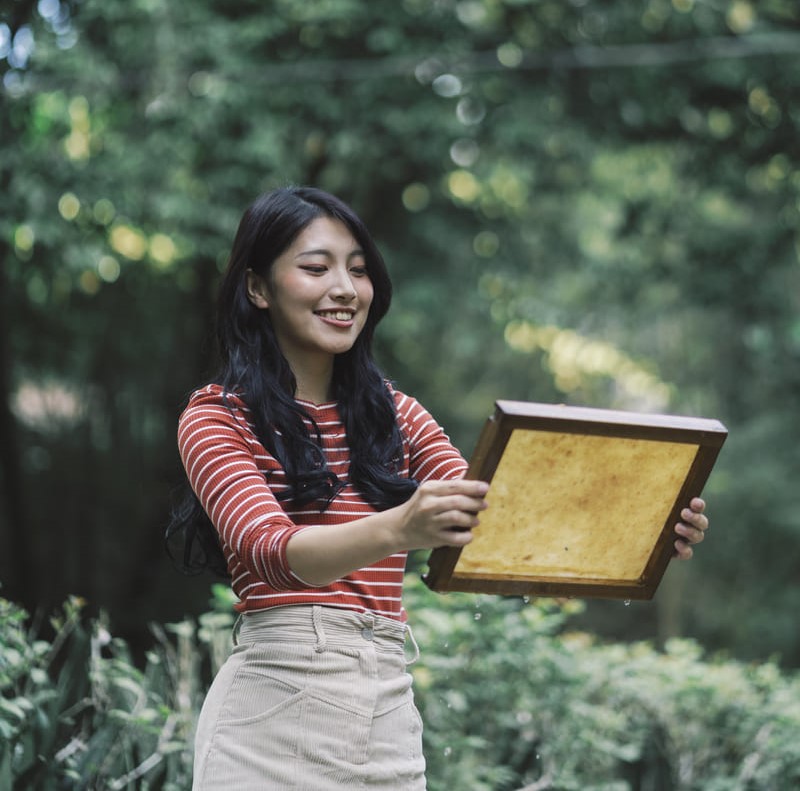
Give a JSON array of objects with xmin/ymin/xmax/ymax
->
[{"xmin": 319, "ymin": 311, "xmax": 352, "ymax": 321}]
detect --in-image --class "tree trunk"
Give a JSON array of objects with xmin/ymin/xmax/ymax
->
[
  {"xmin": 0, "ymin": 244, "xmax": 34, "ymax": 604},
  {"xmin": 0, "ymin": 0, "xmax": 39, "ymax": 608}
]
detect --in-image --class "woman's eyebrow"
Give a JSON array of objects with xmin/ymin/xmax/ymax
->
[{"xmin": 295, "ymin": 247, "xmax": 365, "ymax": 260}]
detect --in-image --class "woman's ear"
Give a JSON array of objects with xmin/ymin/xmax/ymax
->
[{"xmin": 245, "ymin": 269, "xmax": 270, "ymax": 309}]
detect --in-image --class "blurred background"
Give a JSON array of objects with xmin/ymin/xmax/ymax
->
[{"xmin": 1, "ymin": 0, "xmax": 799, "ymax": 670}]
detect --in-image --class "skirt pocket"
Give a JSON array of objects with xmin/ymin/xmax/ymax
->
[{"xmin": 217, "ymin": 663, "xmax": 306, "ymax": 728}]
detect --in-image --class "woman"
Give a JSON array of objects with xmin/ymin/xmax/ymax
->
[{"xmin": 169, "ymin": 186, "xmax": 709, "ymax": 789}]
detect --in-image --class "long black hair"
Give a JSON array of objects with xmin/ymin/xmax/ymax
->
[{"xmin": 167, "ymin": 187, "xmax": 417, "ymax": 577}]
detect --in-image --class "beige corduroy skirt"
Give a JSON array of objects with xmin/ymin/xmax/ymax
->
[{"xmin": 192, "ymin": 605, "xmax": 426, "ymax": 790}]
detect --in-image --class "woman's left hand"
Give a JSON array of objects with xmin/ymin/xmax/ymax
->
[{"xmin": 673, "ymin": 497, "xmax": 709, "ymax": 560}]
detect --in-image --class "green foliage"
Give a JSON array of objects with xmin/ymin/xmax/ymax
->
[
  {"xmin": 1, "ymin": 0, "xmax": 800, "ymax": 667},
  {"xmin": 2, "ymin": 585, "xmax": 799, "ymax": 789},
  {"xmin": 0, "ymin": 591, "xmax": 235, "ymax": 789},
  {"xmin": 0, "ymin": 594, "xmax": 88, "ymax": 788},
  {"xmin": 404, "ymin": 577, "xmax": 800, "ymax": 791}
]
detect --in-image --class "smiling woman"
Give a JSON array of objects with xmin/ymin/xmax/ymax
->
[{"xmin": 166, "ymin": 186, "xmax": 489, "ymax": 790}]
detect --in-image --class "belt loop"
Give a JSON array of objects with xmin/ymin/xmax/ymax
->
[
  {"xmin": 231, "ymin": 613, "xmax": 243, "ymax": 647},
  {"xmin": 404, "ymin": 623, "xmax": 420, "ymax": 666},
  {"xmin": 312, "ymin": 605, "xmax": 327, "ymax": 653}
]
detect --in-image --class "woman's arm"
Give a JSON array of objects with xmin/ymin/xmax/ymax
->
[
  {"xmin": 287, "ymin": 390, "xmax": 487, "ymax": 586},
  {"xmin": 178, "ymin": 389, "xmax": 308, "ymax": 590},
  {"xmin": 180, "ymin": 387, "xmax": 489, "ymax": 590},
  {"xmin": 286, "ymin": 478, "xmax": 489, "ymax": 586}
]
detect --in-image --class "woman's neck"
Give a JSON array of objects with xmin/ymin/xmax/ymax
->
[
  {"xmin": 288, "ymin": 354, "xmax": 335, "ymax": 405},
  {"xmin": 294, "ymin": 384, "xmax": 333, "ymax": 405}
]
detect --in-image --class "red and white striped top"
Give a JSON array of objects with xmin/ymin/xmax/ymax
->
[{"xmin": 178, "ymin": 384, "xmax": 468, "ymax": 621}]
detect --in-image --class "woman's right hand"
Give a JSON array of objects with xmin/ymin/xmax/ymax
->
[{"xmin": 394, "ymin": 479, "xmax": 490, "ymax": 551}]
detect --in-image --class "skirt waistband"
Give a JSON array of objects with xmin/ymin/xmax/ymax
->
[{"xmin": 235, "ymin": 605, "xmax": 419, "ymax": 662}]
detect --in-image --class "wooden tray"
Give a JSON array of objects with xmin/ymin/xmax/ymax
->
[{"xmin": 424, "ymin": 401, "xmax": 727, "ymax": 600}]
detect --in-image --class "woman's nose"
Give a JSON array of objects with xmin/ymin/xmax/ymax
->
[{"xmin": 329, "ymin": 269, "xmax": 357, "ymax": 300}]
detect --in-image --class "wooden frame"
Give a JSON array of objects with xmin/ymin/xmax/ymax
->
[{"xmin": 424, "ymin": 401, "xmax": 727, "ymax": 600}]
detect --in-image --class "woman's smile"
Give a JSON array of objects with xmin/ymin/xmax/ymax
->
[{"xmin": 315, "ymin": 308, "xmax": 357, "ymax": 325}]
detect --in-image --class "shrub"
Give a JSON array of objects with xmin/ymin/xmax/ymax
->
[
  {"xmin": 405, "ymin": 576, "xmax": 800, "ymax": 790},
  {"xmin": 0, "ymin": 588, "xmax": 235, "ymax": 790},
  {"xmin": 2, "ymin": 580, "xmax": 799, "ymax": 790}
]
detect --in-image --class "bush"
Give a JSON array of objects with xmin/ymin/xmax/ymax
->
[
  {"xmin": 0, "ymin": 587, "xmax": 235, "ymax": 790},
  {"xmin": 405, "ymin": 576, "xmax": 800, "ymax": 790},
  {"xmin": 2, "ymin": 580, "xmax": 799, "ymax": 790}
]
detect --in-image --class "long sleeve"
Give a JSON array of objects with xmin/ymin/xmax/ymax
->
[{"xmin": 178, "ymin": 386, "xmax": 309, "ymax": 591}]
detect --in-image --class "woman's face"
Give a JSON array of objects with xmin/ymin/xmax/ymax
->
[{"xmin": 246, "ymin": 216, "xmax": 374, "ymax": 369}]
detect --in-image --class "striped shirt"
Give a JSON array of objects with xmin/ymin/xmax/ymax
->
[{"xmin": 178, "ymin": 384, "xmax": 468, "ymax": 621}]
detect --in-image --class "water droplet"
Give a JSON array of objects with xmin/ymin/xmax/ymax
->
[
  {"xmin": 443, "ymin": 746, "xmax": 452, "ymax": 757},
  {"xmin": 474, "ymin": 612, "xmax": 482, "ymax": 620},
  {"xmin": 522, "ymin": 596, "xmax": 530, "ymax": 604},
  {"xmin": 623, "ymin": 599, "xmax": 631, "ymax": 606}
]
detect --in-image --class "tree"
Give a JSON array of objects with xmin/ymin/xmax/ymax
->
[{"xmin": 1, "ymin": 0, "xmax": 799, "ymax": 663}]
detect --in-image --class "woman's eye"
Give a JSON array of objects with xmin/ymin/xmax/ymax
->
[
  {"xmin": 350, "ymin": 266, "xmax": 369, "ymax": 277},
  {"xmin": 301, "ymin": 265, "xmax": 327, "ymax": 274}
]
